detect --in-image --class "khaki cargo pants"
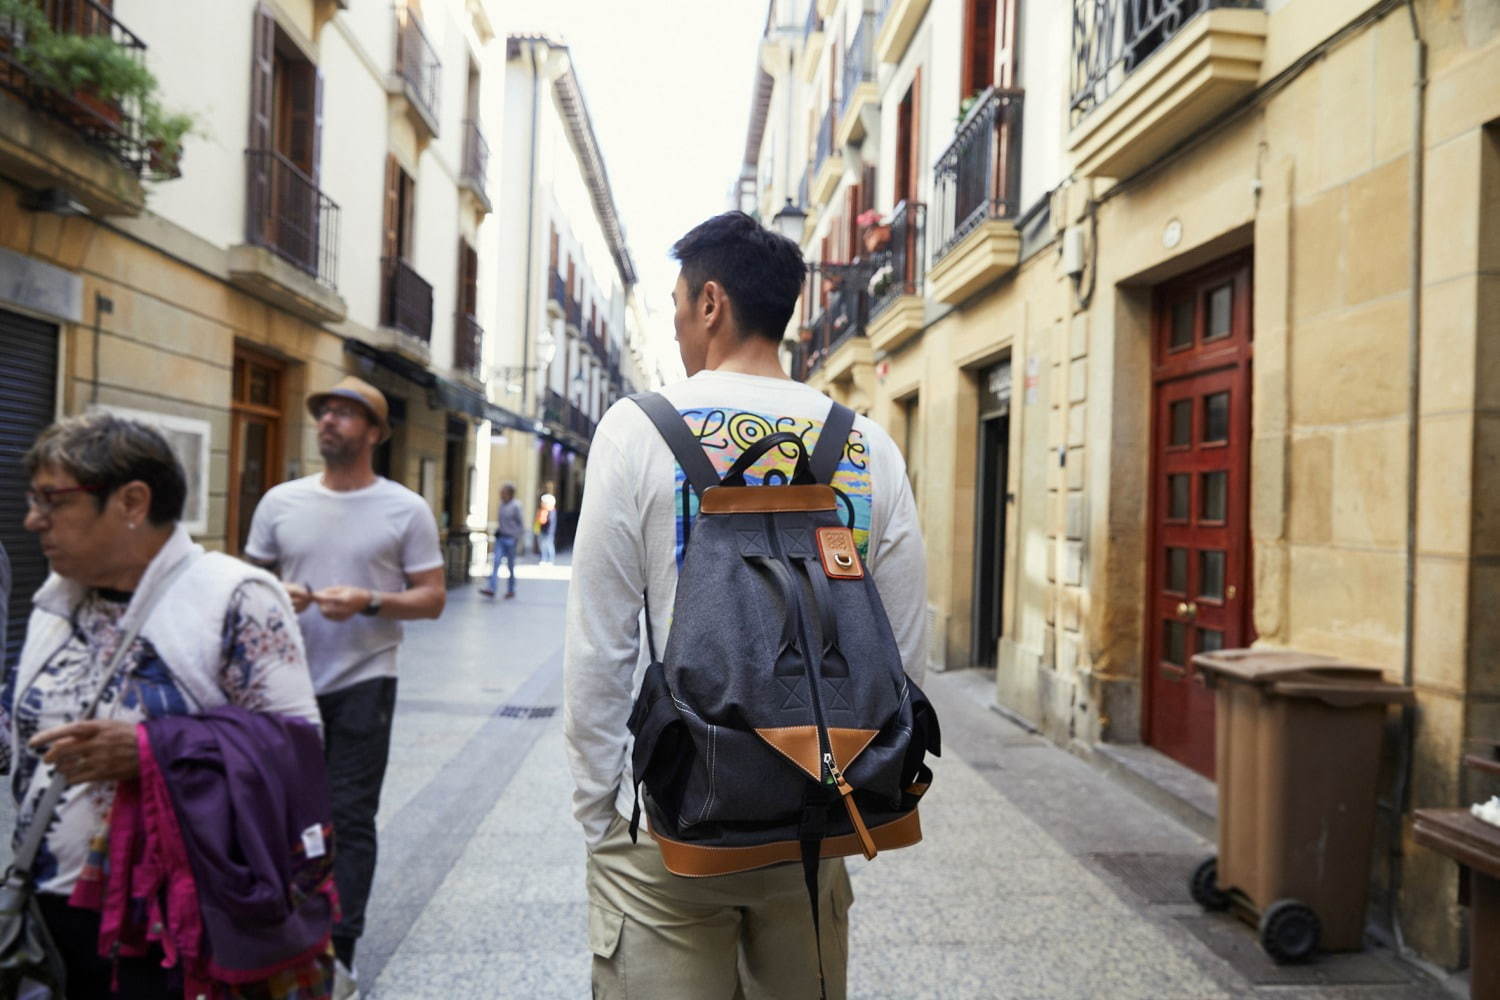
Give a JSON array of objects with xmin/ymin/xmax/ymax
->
[{"xmin": 586, "ymin": 815, "xmax": 854, "ymax": 1000}]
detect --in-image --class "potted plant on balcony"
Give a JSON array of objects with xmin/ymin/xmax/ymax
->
[
  {"xmin": 858, "ymin": 208, "xmax": 891, "ymax": 255},
  {"xmin": 868, "ymin": 261, "xmax": 894, "ymax": 300}
]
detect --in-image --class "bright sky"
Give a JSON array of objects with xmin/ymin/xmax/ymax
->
[{"xmin": 511, "ymin": 0, "xmax": 769, "ymax": 376}]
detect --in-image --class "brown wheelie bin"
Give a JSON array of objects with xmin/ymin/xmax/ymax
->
[{"xmin": 1186, "ymin": 649, "xmax": 1414, "ymax": 963}]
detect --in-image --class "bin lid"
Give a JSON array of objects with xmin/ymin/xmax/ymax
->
[
  {"xmin": 1268, "ymin": 678, "xmax": 1415, "ymax": 707},
  {"xmin": 1191, "ymin": 648, "xmax": 1386, "ymax": 685}
]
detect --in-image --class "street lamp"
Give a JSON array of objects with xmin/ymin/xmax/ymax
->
[
  {"xmin": 495, "ymin": 329, "xmax": 558, "ymax": 394},
  {"xmin": 771, "ymin": 197, "xmax": 807, "ymax": 244}
]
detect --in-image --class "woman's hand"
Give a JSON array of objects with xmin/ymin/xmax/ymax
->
[{"xmin": 29, "ymin": 720, "xmax": 140, "ymax": 785}]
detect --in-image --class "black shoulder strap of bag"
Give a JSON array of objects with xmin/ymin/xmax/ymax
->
[
  {"xmin": 629, "ymin": 392, "xmax": 720, "ymax": 497},
  {"xmin": 809, "ymin": 401, "xmax": 856, "ymax": 485}
]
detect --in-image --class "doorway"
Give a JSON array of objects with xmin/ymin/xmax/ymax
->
[
  {"xmin": 227, "ymin": 348, "xmax": 285, "ymax": 556},
  {"xmin": 1145, "ymin": 254, "xmax": 1253, "ymax": 778},
  {"xmin": 972, "ymin": 359, "xmax": 1011, "ymax": 668}
]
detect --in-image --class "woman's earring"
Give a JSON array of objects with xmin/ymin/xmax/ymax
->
[{"xmin": 128, "ymin": 522, "xmax": 139, "ymax": 531}]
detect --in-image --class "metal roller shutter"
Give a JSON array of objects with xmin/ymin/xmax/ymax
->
[{"xmin": 0, "ymin": 308, "xmax": 58, "ymax": 671}]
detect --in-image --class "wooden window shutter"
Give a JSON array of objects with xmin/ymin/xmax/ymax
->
[
  {"xmin": 909, "ymin": 68, "xmax": 922, "ymax": 203},
  {"xmin": 399, "ymin": 170, "xmax": 416, "ymax": 261},
  {"xmin": 860, "ymin": 165, "xmax": 876, "ymax": 212},
  {"xmin": 995, "ymin": 0, "xmax": 1018, "ymax": 88},
  {"xmin": 312, "ymin": 68, "xmax": 324, "ymax": 183},
  {"xmin": 458, "ymin": 240, "xmax": 478, "ymax": 316},
  {"xmin": 249, "ymin": 5, "xmax": 274, "ymax": 152},
  {"xmin": 381, "ymin": 155, "xmax": 400, "ymax": 261},
  {"xmin": 286, "ymin": 61, "xmax": 317, "ymax": 175},
  {"xmin": 549, "ymin": 227, "xmax": 559, "ymax": 270},
  {"xmin": 962, "ymin": 0, "xmax": 996, "ymax": 98}
]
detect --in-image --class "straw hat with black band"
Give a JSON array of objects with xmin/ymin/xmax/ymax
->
[{"xmin": 306, "ymin": 376, "xmax": 392, "ymax": 443}]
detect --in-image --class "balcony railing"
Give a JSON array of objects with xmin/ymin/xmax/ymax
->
[
  {"xmin": 815, "ymin": 103, "xmax": 836, "ymax": 175},
  {"xmin": 544, "ymin": 388, "xmax": 567, "ymax": 427},
  {"xmin": 1070, "ymin": 0, "xmax": 1262, "ymax": 124},
  {"xmin": 567, "ymin": 407, "xmax": 594, "ymax": 440},
  {"xmin": 0, "ymin": 0, "xmax": 152, "ymax": 174},
  {"xmin": 799, "ymin": 164, "xmax": 811, "ymax": 211},
  {"xmin": 454, "ymin": 312, "xmax": 483, "ymax": 379},
  {"xmin": 566, "ymin": 295, "xmax": 583, "ymax": 330},
  {"xmin": 244, "ymin": 150, "xmax": 340, "ymax": 288},
  {"xmin": 798, "ymin": 261, "xmax": 874, "ymax": 381},
  {"xmin": 869, "ymin": 201, "xmax": 925, "ymax": 320},
  {"xmin": 381, "ymin": 257, "xmax": 434, "ymax": 343},
  {"xmin": 804, "ymin": 2, "xmax": 823, "ymax": 39},
  {"xmin": 394, "ymin": 3, "xmax": 441, "ymax": 128},
  {"xmin": 840, "ymin": 11, "xmax": 875, "ymax": 121},
  {"xmin": 461, "ymin": 119, "xmax": 489, "ymax": 194},
  {"xmin": 931, "ymin": 88, "xmax": 1024, "ymax": 265},
  {"xmin": 548, "ymin": 269, "xmax": 567, "ymax": 308}
]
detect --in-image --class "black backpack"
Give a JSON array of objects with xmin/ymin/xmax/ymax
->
[{"xmin": 625, "ymin": 393, "xmax": 941, "ymax": 985}]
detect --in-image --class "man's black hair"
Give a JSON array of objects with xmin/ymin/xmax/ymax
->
[{"xmin": 671, "ymin": 211, "xmax": 807, "ymax": 342}]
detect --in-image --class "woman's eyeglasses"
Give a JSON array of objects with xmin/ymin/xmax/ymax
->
[{"xmin": 25, "ymin": 484, "xmax": 103, "ymax": 516}]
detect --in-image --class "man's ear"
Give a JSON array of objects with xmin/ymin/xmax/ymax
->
[{"xmin": 701, "ymin": 280, "xmax": 727, "ymax": 331}]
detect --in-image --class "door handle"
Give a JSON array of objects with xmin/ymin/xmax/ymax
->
[{"xmin": 1176, "ymin": 601, "xmax": 1198, "ymax": 620}]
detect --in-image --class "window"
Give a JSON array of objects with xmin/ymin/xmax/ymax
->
[
  {"xmin": 961, "ymin": 0, "xmax": 996, "ymax": 99},
  {"xmin": 895, "ymin": 76, "xmax": 920, "ymax": 206},
  {"xmin": 382, "ymin": 155, "xmax": 416, "ymax": 262}
]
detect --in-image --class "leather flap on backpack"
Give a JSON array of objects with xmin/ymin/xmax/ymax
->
[
  {"xmin": 756, "ymin": 726, "xmax": 881, "ymax": 780},
  {"xmin": 700, "ymin": 485, "xmax": 838, "ymax": 514},
  {"xmin": 816, "ymin": 526, "xmax": 864, "ymax": 579}
]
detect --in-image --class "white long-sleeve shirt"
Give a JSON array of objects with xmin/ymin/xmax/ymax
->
[{"xmin": 563, "ymin": 371, "xmax": 928, "ymax": 849}]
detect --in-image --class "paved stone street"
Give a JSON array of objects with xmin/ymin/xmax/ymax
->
[{"xmin": 355, "ymin": 560, "xmax": 1452, "ymax": 1000}]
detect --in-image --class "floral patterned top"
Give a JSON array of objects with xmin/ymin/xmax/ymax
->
[{"xmin": 4, "ymin": 580, "xmax": 308, "ymax": 896}]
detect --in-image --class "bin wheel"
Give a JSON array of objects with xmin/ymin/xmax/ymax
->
[
  {"xmin": 1258, "ymin": 899, "xmax": 1321, "ymax": 964},
  {"xmin": 1189, "ymin": 856, "xmax": 1231, "ymax": 911}
]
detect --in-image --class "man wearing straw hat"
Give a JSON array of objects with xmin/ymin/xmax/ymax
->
[{"xmin": 245, "ymin": 374, "xmax": 445, "ymax": 997}]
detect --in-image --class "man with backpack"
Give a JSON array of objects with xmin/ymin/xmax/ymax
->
[{"xmin": 564, "ymin": 212, "xmax": 933, "ymax": 999}]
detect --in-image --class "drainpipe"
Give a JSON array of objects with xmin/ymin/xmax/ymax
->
[
  {"xmin": 1390, "ymin": 0, "xmax": 1425, "ymax": 956},
  {"xmin": 520, "ymin": 42, "xmax": 541, "ymax": 418}
]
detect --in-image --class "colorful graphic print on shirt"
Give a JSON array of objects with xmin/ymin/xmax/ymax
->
[{"xmin": 672, "ymin": 407, "xmax": 872, "ymax": 566}]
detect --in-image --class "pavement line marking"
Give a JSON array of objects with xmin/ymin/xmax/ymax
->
[{"xmin": 356, "ymin": 645, "xmax": 564, "ymax": 984}]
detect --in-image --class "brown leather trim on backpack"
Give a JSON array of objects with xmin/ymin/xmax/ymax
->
[
  {"xmin": 649, "ymin": 808, "xmax": 924, "ymax": 877},
  {"xmin": 815, "ymin": 526, "xmax": 864, "ymax": 579},
  {"xmin": 699, "ymin": 485, "xmax": 839, "ymax": 514},
  {"xmin": 756, "ymin": 726, "xmax": 881, "ymax": 780}
]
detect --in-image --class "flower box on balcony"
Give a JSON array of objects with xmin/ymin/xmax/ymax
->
[{"xmin": 1067, "ymin": 5, "xmax": 1266, "ymax": 179}]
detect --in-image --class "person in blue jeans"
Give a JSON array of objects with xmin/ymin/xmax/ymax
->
[
  {"xmin": 482, "ymin": 483, "xmax": 524, "ymax": 598},
  {"xmin": 535, "ymin": 492, "xmax": 557, "ymax": 565}
]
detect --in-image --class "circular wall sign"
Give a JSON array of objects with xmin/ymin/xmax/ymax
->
[{"xmin": 1162, "ymin": 218, "xmax": 1183, "ymax": 250}]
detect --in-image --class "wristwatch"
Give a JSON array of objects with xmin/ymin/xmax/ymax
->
[{"xmin": 361, "ymin": 590, "xmax": 382, "ymax": 617}]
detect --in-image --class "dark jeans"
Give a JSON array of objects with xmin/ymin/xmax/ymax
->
[
  {"xmin": 37, "ymin": 892, "xmax": 171, "ymax": 997},
  {"xmin": 317, "ymin": 675, "xmax": 398, "ymax": 966}
]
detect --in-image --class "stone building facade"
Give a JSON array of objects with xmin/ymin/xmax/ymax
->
[{"xmin": 741, "ymin": 0, "xmax": 1500, "ymax": 969}]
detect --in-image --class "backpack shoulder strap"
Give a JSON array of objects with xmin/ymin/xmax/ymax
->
[
  {"xmin": 629, "ymin": 392, "xmax": 720, "ymax": 497},
  {"xmin": 809, "ymin": 401, "xmax": 856, "ymax": 485}
]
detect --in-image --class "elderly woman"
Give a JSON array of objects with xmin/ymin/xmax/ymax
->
[{"xmin": 2, "ymin": 413, "xmax": 327, "ymax": 997}]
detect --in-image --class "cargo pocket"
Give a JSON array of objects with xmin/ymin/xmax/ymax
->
[{"xmin": 588, "ymin": 902, "xmax": 624, "ymax": 959}]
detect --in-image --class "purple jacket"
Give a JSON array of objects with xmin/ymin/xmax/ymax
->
[{"xmin": 145, "ymin": 706, "xmax": 336, "ymax": 981}]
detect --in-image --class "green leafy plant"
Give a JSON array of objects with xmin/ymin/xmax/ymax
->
[{"xmin": 0, "ymin": 0, "xmax": 195, "ymax": 177}]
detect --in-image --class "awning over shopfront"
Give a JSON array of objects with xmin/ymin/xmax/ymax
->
[{"xmin": 343, "ymin": 338, "xmax": 542, "ymax": 434}]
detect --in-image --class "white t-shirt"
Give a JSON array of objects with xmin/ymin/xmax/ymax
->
[
  {"xmin": 563, "ymin": 370, "xmax": 928, "ymax": 848},
  {"xmin": 245, "ymin": 475, "xmax": 444, "ymax": 695}
]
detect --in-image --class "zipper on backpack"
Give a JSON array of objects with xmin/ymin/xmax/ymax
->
[{"xmin": 764, "ymin": 513, "xmax": 835, "ymax": 784}]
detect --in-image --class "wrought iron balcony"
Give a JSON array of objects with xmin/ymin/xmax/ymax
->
[
  {"xmin": 814, "ymin": 103, "xmax": 836, "ymax": 175},
  {"xmin": 799, "ymin": 164, "xmax": 811, "ymax": 212},
  {"xmin": 840, "ymin": 11, "xmax": 875, "ymax": 122},
  {"xmin": 0, "ymin": 0, "xmax": 153, "ymax": 175},
  {"xmin": 543, "ymin": 388, "xmax": 567, "ymax": 427},
  {"xmin": 566, "ymin": 295, "xmax": 583, "ymax": 330},
  {"xmin": 244, "ymin": 149, "xmax": 340, "ymax": 288},
  {"xmin": 381, "ymin": 257, "xmax": 434, "ymax": 343},
  {"xmin": 548, "ymin": 269, "xmax": 567, "ymax": 309},
  {"xmin": 798, "ymin": 261, "xmax": 874, "ymax": 381},
  {"xmin": 394, "ymin": 3, "xmax": 441, "ymax": 130},
  {"xmin": 931, "ymin": 88, "xmax": 1024, "ymax": 265},
  {"xmin": 869, "ymin": 201, "xmax": 925, "ymax": 321},
  {"xmin": 460, "ymin": 118, "xmax": 489, "ymax": 195},
  {"xmin": 1070, "ymin": 0, "xmax": 1262, "ymax": 124},
  {"xmin": 454, "ymin": 312, "xmax": 483, "ymax": 380}
]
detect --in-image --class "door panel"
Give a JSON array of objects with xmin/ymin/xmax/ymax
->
[{"xmin": 1146, "ymin": 258, "xmax": 1252, "ymax": 778}]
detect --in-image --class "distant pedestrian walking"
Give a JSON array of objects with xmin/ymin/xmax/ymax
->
[
  {"xmin": 564, "ymin": 212, "xmax": 929, "ymax": 999},
  {"xmin": 535, "ymin": 492, "xmax": 557, "ymax": 565},
  {"xmin": 244, "ymin": 375, "xmax": 446, "ymax": 999},
  {"xmin": 482, "ymin": 483, "xmax": 524, "ymax": 598}
]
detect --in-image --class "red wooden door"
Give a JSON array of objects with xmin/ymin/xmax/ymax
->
[{"xmin": 1145, "ymin": 257, "xmax": 1253, "ymax": 778}]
